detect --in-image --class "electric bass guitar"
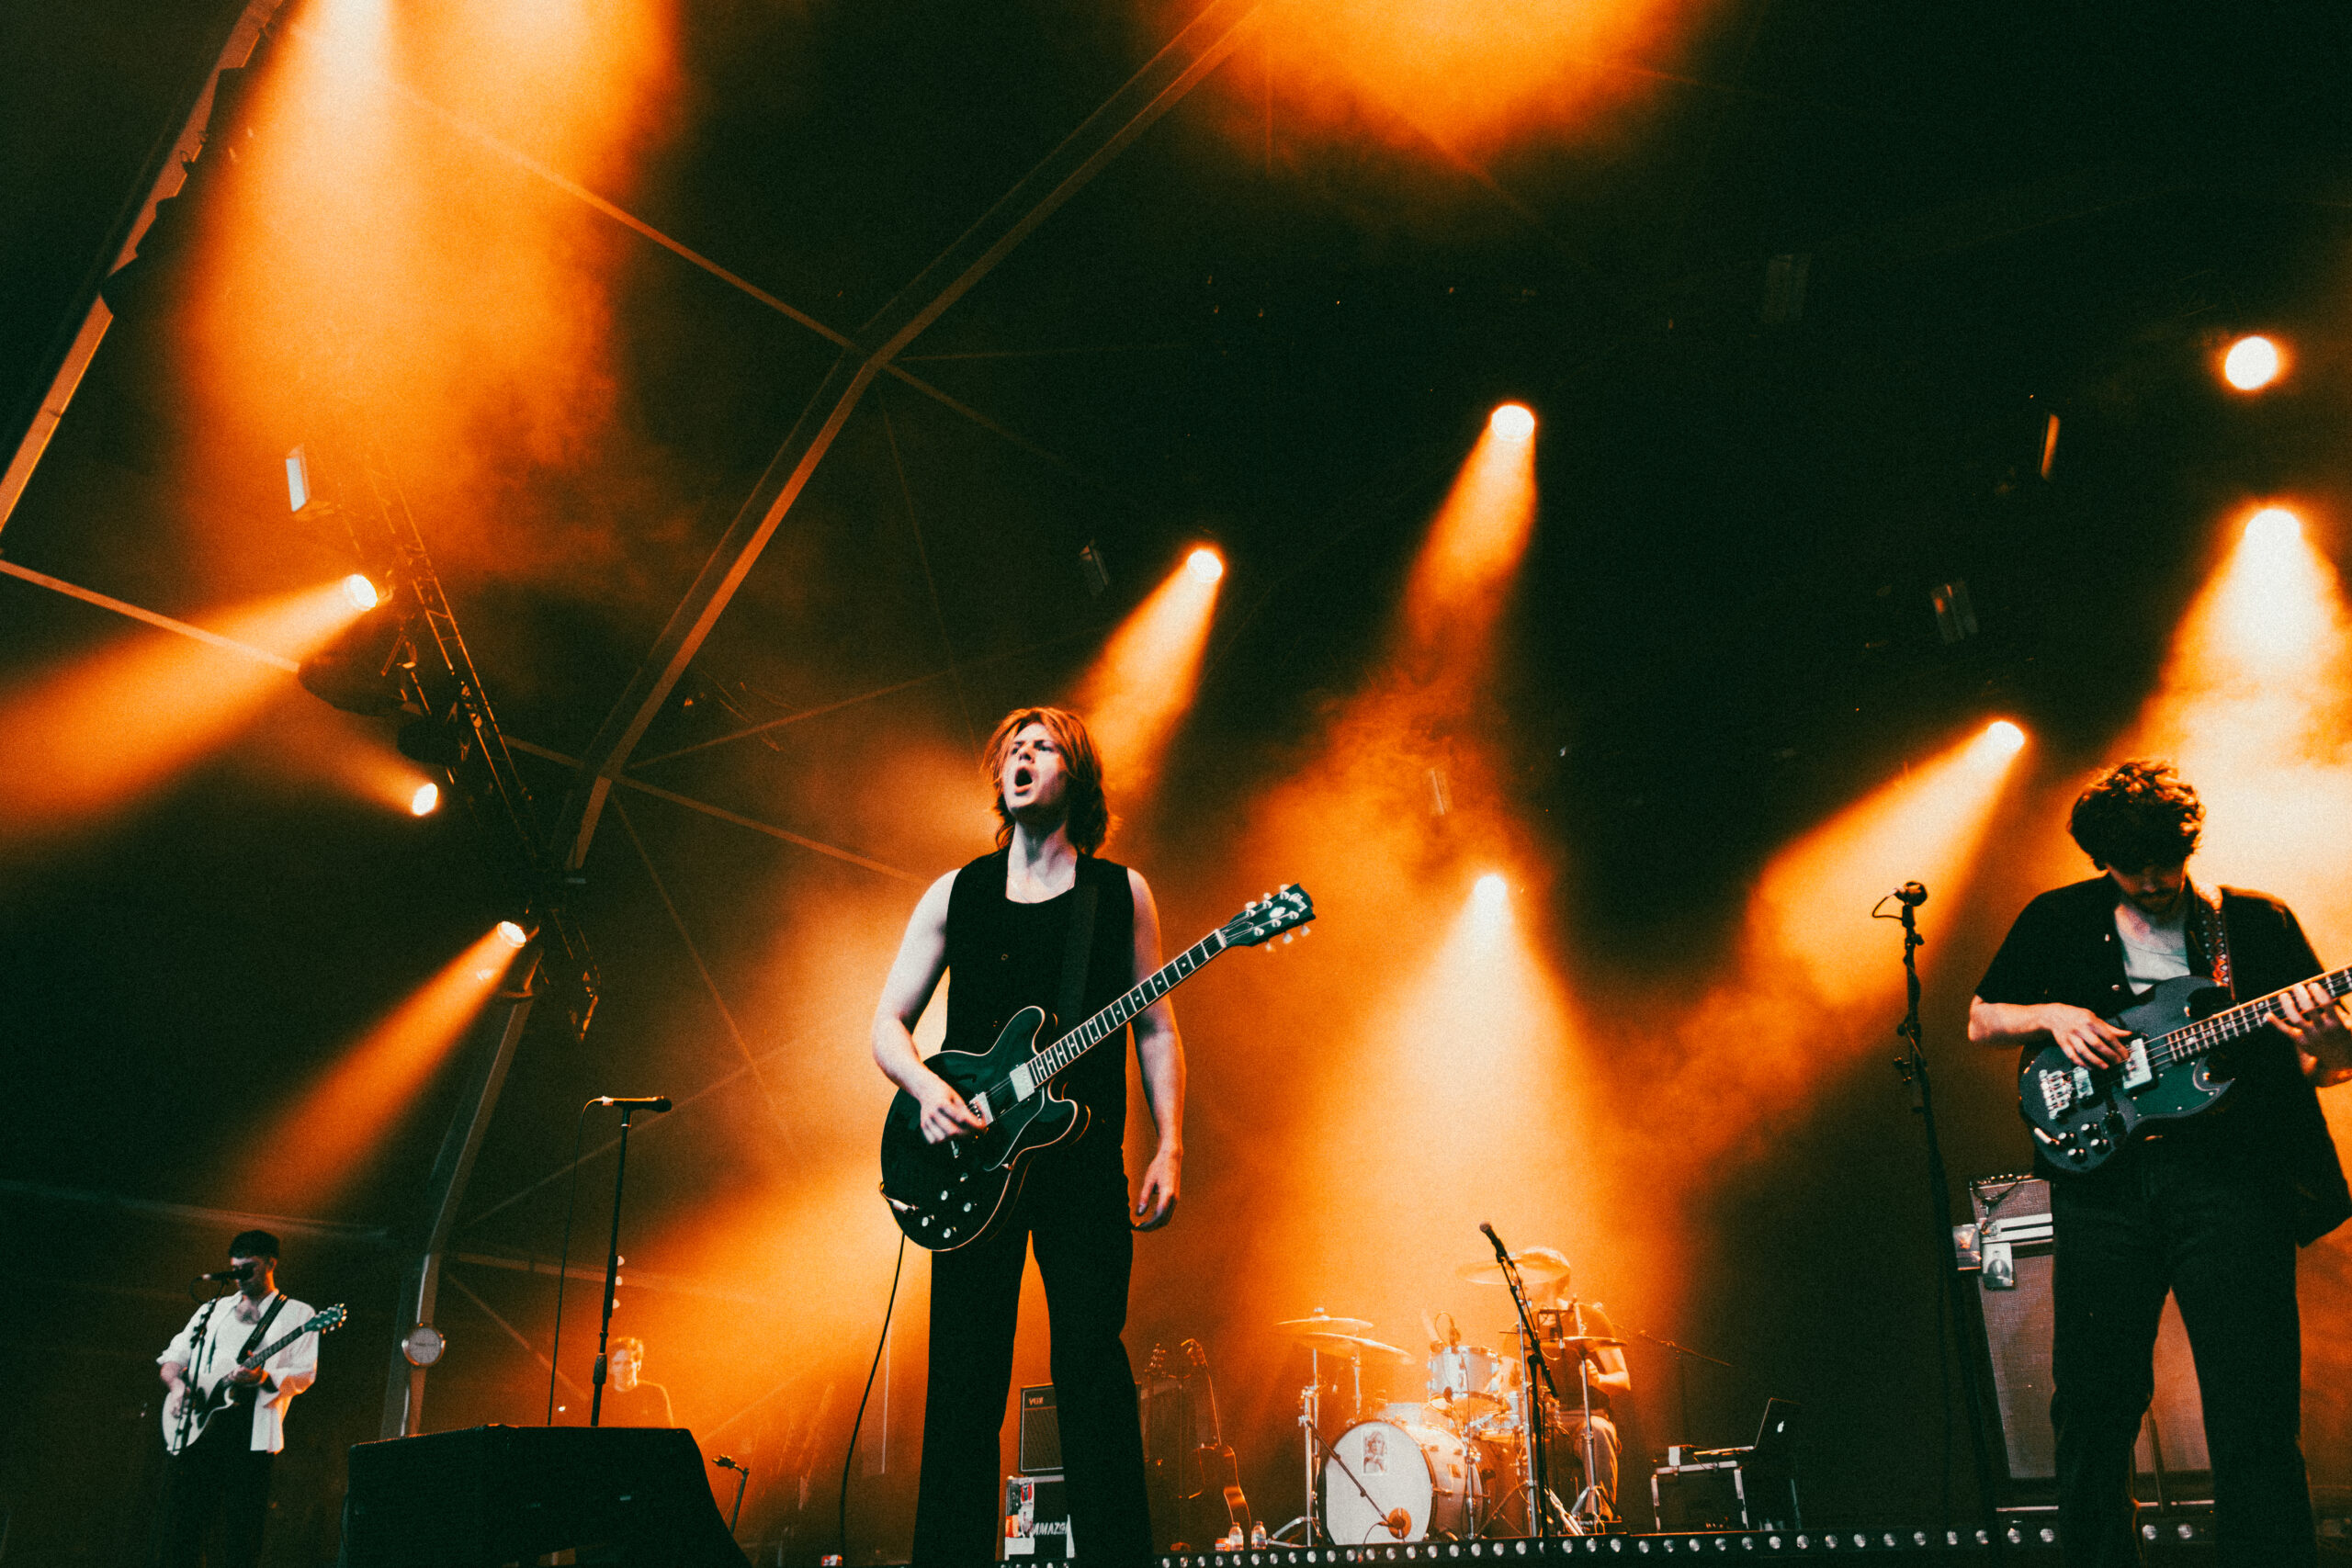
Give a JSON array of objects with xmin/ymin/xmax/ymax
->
[
  {"xmin": 2018, "ymin": 964, "xmax": 2352, "ymax": 1171},
  {"xmin": 161, "ymin": 1303, "xmax": 346, "ymax": 1454},
  {"xmin": 879, "ymin": 885, "xmax": 1315, "ymax": 1250}
]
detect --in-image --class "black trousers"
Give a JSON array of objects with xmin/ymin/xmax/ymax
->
[
  {"xmin": 2049, "ymin": 1136, "xmax": 2314, "ymax": 1568},
  {"xmin": 913, "ymin": 1150, "xmax": 1152, "ymax": 1568},
  {"xmin": 155, "ymin": 1399, "xmax": 273, "ymax": 1568}
]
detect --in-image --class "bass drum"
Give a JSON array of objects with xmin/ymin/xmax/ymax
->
[{"xmin": 1322, "ymin": 1419, "xmax": 1469, "ymax": 1544}]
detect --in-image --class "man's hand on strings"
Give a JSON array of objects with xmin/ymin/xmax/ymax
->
[{"xmin": 913, "ymin": 1071, "xmax": 986, "ymax": 1144}]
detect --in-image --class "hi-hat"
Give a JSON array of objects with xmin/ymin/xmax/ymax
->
[{"xmin": 1458, "ymin": 1247, "xmax": 1571, "ymax": 1288}]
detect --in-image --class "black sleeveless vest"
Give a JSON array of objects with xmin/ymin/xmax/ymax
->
[{"xmin": 943, "ymin": 849, "xmax": 1136, "ymax": 1159}]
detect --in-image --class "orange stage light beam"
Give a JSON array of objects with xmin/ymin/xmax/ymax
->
[
  {"xmin": 1752, "ymin": 719, "xmax": 2030, "ymax": 1009},
  {"xmin": 1403, "ymin": 413, "xmax": 1538, "ymax": 652},
  {"xmin": 0, "ymin": 579, "xmax": 370, "ymax": 845},
  {"xmin": 1067, "ymin": 549, "xmax": 1224, "ymax": 802},
  {"xmin": 235, "ymin": 924, "xmax": 528, "ymax": 1210},
  {"xmin": 1633, "ymin": 719, "xmax": 2031, "ymax": 1171},
  {"xmin": 2124, "ymin": 504, "xmax": 2352, "ymax": 956}
]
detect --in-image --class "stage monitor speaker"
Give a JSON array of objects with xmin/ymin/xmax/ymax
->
[
  {"xmin": 340, "ymin": 1425, "xmax": 749, "ymax": 1567},
  {"xmin": 1019, "ymin": 1384, "xmax": 1063, "ymax": 1475},
  {"xmin": 1966, "ymin": 1175, "xmax": 2209, "ymax": 1483}
]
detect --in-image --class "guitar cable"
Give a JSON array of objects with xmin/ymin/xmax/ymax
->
[{"xmin": 839, "ymin": 1233, "xmax": 909, "ymax": 1566}]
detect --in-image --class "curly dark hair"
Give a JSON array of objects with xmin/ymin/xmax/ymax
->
[
  {"xmin": 2068, "ymin": 759, "xmax": 2203, "ymax": 871},
  {"xmin": 984, "ymin": 706, "xmax": 1110, "ymax": 854}
]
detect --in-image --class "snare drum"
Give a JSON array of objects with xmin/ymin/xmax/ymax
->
[
  {"xmin": 1426, "ymin": 1346, "xmax": 1509, "ymax": 1418},
  {"xmin": 1323, "ymin": 1419, "xmax": 1469, "ymax": 1543}
]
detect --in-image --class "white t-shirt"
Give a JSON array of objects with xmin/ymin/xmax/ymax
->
[
  {"xmin": 159, "ymin": 1291, "xmax": 319, "ymax": 1453},
  {"xmin": 2114, "ymin": 897, "xmax": 2191, "ymax": 990}
]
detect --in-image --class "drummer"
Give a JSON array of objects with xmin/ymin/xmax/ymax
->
[{"xmin": 1544, "ymin": 1287, "xmax": 1630, "ymax": 1521}]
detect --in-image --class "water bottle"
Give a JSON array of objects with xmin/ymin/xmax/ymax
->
[{"xmin": 1250, "ymin": 1520, "xmax": 1270, "ymax": 1549}]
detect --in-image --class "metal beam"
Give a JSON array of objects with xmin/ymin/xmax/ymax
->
[
  {"xmin": 0, "ymin": 0, "xmax": 288, "ymax": 534},
  {"xmin": 380, "ymin": 987, "xmax": 536, "ymax": 1438},
  {"xmin": 552, "ymin": 0, "xmax": 1263, "ymax": 869}
]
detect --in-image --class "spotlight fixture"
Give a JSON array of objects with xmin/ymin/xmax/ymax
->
[
  {"xmin": 1473, "ymin": 872, "xmax": 1509, "ymax": 907},
  {"xmin": 1489, "ymin": 403, "xmax": 1536, "ymax": 440},
  {"xmin": 1079, "ymin": 540, "xmax": 1111, "ymax": 596},
  {"xmin": 341, "ymin": 573, "xmax": 379, "ymax": 612},
  {"xmin": 287, "ymin": 444, "xmax": 315, "ymax": 513},
  {"xmin": 410, "ymin": 781, "xmax": 440, "ymax": 817},
  {"xmin": 2245, "ymin": 506, "xmax": 2301, "ymax": 547},
  {"xmin": 1984, "ymin": 719, "xmax": 2026, "ymax": 754},
  {"xmin": 2222, "ymin": 334, "xmax": 2282, "ymax": 392},
  {"xmin": 1186, "ymin": 547, "xmax": 1225, "ymax": 584},
  {"xmin": 496, "ymin": 919, "xmax": 532, "ymax": 949}
]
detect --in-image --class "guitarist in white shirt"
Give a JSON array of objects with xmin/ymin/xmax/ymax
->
[
  {"xmin": 872, "ymin": 706, "xmax": 1183, "ymax": 1568},
  {"xmin": 154, "ymin": 1230, "xmax": 319, "ymax": 1568}
]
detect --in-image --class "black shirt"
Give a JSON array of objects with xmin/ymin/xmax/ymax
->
[
  {"xmin": 943, "ymin": 848, "xmax": 1137, "ymax": 1162},
  {"xmin": 1975, "ymin": 875, "xmax": 2351, "ymax": 1243}
]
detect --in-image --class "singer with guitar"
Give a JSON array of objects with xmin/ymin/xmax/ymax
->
[
  {"xmin": 154, "ymin": 1231, "xmax": 322, "ymax": 1568},
  {"xmin": 1970, "ymin": 761, "xmax": 2350, "ymax": 1568},
  {"xmin": 873, "ymin": 706, "xmax": 1181, "ymax": 1568}
]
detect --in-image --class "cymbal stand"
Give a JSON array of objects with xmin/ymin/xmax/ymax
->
[
  {"xmin": 1273, "ymin": 1346, "xmax": 1325, "ymax": 1545},
  {"xmin": 1565, "ymin": 1301, "xmax": 1611, "ymax": 1531},
  {"xmin": 1272, "ymin": 1350, "xmax": 1391, "ymax": 1547}
]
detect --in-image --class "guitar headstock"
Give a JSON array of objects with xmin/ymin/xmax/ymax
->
[
  {"xmin": 1223, "ymin": 884, "xmax": 1315, "ymax": 948},
  {"xmin": 308, "ymin": 1304, "xmax": 349, "ymax": 1335}
]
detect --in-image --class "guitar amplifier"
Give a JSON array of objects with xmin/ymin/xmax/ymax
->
[
  {"xmin": 1964, "ymin": 1175, "xmax": 2209, "ymax": 1483},
  {"xmin": 1019, "ymin": 1384, "xmax": 1062, "ymax": 1475}
]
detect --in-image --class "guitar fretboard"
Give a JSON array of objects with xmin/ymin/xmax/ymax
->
[
  {"xmin": 986, "ymin": 931, "xmax": 1229, "ymax": 1108},
  {"xmin": 2148, "ymin": 965, "xmax": 2352, "ymax": 1070}
]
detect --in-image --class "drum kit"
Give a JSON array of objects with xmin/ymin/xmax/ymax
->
[{"xmin": 1269, "ymin": 1247, "xmax": 1625, "ymax": 1548}]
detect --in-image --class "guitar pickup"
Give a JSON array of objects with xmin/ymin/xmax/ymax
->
[{"xmin": 2121, "ymin": 1040, "xmax": 2154, "ymax": 1091}]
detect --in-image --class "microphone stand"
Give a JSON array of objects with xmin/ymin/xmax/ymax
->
[
  {"xmin": 1484, "ymin": 1227, "xmax": 1566, "ymax": 1541},
  {"xmin": 1885, "ymin": 888, "xmax": 2005, "ymax": 1557},
  {"xmin": 589, "ymin": 1102, "xmax": 648, "ymax": 1428}
]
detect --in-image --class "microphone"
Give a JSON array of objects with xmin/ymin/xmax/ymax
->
[
  {"xmin": 1894, "ymin": 882, "xmax": 1928, "ymax": 907},
  {"xmin": 1480, "ymin": 1222, "xmax": 1510, "ymax": 1261},
  {"xmin": 595, "ymin": 1096, "xmax": 673, "ymax": 1112},
  {"xmin": 1385, "ymin": 1508, "xmax": 1411, "ymax": 1540},
  {"xmin": 715, "ymin": 1454, "xmax": 745, "ymax": 1472},
  {"xmin": 199, "ymin": 1266, "xmax": 253, "ymax": 1283}
]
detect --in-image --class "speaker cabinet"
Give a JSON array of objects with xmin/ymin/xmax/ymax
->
[
  {"xmin": 1966, "ymin": 1176, "xmax": 2209, "ymax": 1483},
  {"xmin": 340, "ymin": 1426, "xmax": 749, "ymax": 1567}
]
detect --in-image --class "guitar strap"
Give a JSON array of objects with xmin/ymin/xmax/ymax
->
[
  {"xmin": 2191, "ymin": 883, "xmax": 2235, "ymax": 999},
  {"xmin": 226, "ymin": 1294, "xmax": 289, "ymax": 1402}
]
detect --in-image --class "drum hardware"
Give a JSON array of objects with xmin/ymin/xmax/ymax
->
[{"xmin": 1271, "ymin": 1310, "xmax": 1407, "ymax": 1546}]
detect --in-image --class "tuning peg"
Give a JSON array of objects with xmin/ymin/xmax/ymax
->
[{"xmin": 1282, "ymin": 932, "xmax": 1294, "ymax": 944}]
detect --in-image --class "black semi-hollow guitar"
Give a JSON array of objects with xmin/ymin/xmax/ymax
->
[
  {"xmin": 2018, "ymin": 964, "xmax": 2352, "ymax": 1171},
  {"xmin": 879, "ymin": 885, "xmax": 1314, "ymax": 1250}
]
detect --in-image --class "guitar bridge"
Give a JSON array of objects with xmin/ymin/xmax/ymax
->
[{"xmin": 2039, "ymin": 1068, "xmax": 2076, "ymax": 1118}]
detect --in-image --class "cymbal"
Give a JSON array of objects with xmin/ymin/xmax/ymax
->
[
  {"xmin": 1547, "ymin": 1335, "xmax": 1625, "ymax": 1349},
  {"xmin": 1457, "ymin": 1246, "xmax": 1571, "ymax": 1288},
  {"xmin": 1276, "ymin": 1312, "xmax": 1373, "ymax": 1337},
  {"xmin": 1295, "ymin": 1331, "xmax": 1413, "ymax": 1361}
]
